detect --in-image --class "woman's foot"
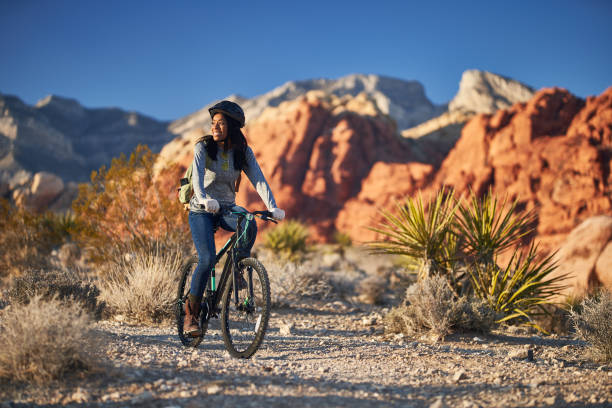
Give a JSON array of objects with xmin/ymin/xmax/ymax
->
[{"xmin": 183, "ymin": 296, "xmax": 201, "ymax": 337}]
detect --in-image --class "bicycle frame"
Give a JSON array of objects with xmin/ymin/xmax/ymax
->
[{"xmin": 203, "ymin": 211, "xmax": 256, "ymax": 319}]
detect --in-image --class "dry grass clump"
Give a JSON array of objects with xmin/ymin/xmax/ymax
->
[
  {"xmin": 7, "ymin": 268, "xmax": 104, "ymax": 319},
  {"xmin": 570, "ymin": 291, "xmax": 612, "ymax": 362},
  {"xmin": 357, "ymin": 276, "xmax": 386, "ymax": 305},
  {"xmin": 266, "ymin": 260, "xmax": 333, "ymax": 306},
  {"xmin": 0, "ymin": 295, "xmax": 99, "ymax": 384},
  {"xmin": 100, "ymin": 247, "xmax": 182, "ymax": 323},
  {"xmin": 384, "ymin": 275, "xmax": 497, "ymax": 340},
  {"xmin": 0, "ymin": 199, "xmax": 71, "ymax": 277}
]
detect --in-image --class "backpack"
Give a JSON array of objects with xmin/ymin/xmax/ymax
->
[{"xmin": 177, "ymin": 162, "xmax": 242, "ymax": 205}]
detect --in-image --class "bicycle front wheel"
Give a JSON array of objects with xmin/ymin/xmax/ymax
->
[{"xmin": 220, "ymin": 257, "xmax": 271, "ymax": 358}]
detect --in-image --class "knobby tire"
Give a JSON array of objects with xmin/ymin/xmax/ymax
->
[{"xmin": 220, "ymin": 257, "xmax": 271, "ymax": 359}]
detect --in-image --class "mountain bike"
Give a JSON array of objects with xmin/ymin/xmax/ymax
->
[{"xmin": 175, "ymin": 208, "xmax": 277, "ymax": 359}]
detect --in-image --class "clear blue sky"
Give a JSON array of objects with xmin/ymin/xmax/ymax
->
[{"xmin": 1, "ymin": 0, "xmax": 610, "ymax": 121}]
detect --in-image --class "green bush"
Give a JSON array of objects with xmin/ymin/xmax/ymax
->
[
  {"xmin": 368, "ymin": 188, "xmax": 459, "ymax": 282},
  {"xmin": 263, "ymin": 220, "xmax": 310, "ymax": 261},
  {"xmin": 467, "ymin": 243, "xmax": 565, "ymax": 330},
  {"xmin": 371, "ymin": 188, "xmax": 566, "ymax": 332},
  {"xmin": 333, "ymin": 230, "xmax": 352, "ymax": 248}
]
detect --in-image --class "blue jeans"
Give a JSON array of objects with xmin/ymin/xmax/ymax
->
[{"xmin": 188, "ymin": 205, "xmax": 257, "ymax": 299}]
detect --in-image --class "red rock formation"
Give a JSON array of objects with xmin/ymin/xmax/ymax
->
[
  {"xmin": 429, "ymin": 87, "xmax": 612, "ymax": 251},
  {"xmin": 157, "ymin": 86, "xmax": 612, "ymax": 255},
  {"xmin": 237, "ymin": 94, "xmax": 433, "ymax": 240}
]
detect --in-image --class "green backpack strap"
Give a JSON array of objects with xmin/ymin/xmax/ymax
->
[{"xmin": 178, "ymin": 163, "xmax": 193, "ymax": 204}]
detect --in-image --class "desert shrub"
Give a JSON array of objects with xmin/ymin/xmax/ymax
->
[
  {"xmin": 456, "ymin": 190, "xmax": 535, "ymax": 265},
  {"xmin": 6, "ymin": 268, "xmax": 104, "ymax": 319},
  {"xmin": 263, "ymin": 220, "xmax": 310, "ymax": 261},
  {"xmin": 0, "ymin": 295, "xmax": 99, "ymax": 384},
  {"xmin": 455, "ymin": 297, "xmax": 499, "ymax": 333},
  {"xmin": 467, "ymin": 243, "xmax": 565, "ymax": 331},
  {"xmin": 570, "ymin": 291, "xmax": 612, "ymax": 362},
  {"xmin": 333, "ymin": 231, "xmax": 352, "ymax": 248},
  {"xmin": 371, "ymin": 188, "xmax": 565, "ymax": 331},
  {"xmin": 0, "ymin": 199, "xmax": 68, "ymax": 277},
  {"xmin": 100, "ymin": 245, "xmax": 182, "ymax": 323},
  {"xmin": 357, "ymin": 276, "xmax": 386, "ymax": 305},
  {"xmin": 71, "ymin": 145, "xmax": 190, "ymax": 266},
  {"xmin": 368, "ymin": 188, "xmax": 460, "ymax": 283},
  {"xmin": 384, "ymin": 275, "xmax": 497, "ymax": 340},
  {"xmin": 266, "ymin": 259, "xmax": 333, "ymax": 306}
]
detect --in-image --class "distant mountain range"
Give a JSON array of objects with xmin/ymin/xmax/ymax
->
[
  {"xmin": 0, "ymin": 69, "xmax": 534, "ymax": 192},
  {"xmin": 0, "ymin": 94, "xmax": 173, "ymax": 183}
]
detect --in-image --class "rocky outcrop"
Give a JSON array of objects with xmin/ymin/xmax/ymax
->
[
  {"xmin": 550, "ymin": 216, "xmax": 612, "ymax": 299},
  {"xmin": 448, "ymin": 70, "xmax": 536, "ymax": 114},
  {"xmin": 401, "ymin": 70, "xmax": 535, "ymax": 156},
  {"xmin": 11, "ymin": 171, "xmax": 67, "ymax": 212},
  {"xmin": 428, "ymin": 86, "xmax": 611, "ymax": 251},
  {"xmin": 157, "ymin": 83, "xmax": 612, "ymax": 254},
  {"xmin": 165, "ymin": 74, "xmax": 445, "ymax": 151}
]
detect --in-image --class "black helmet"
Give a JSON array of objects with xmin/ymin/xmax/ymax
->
[{"xmin": 208, "ymin": 100, "xmax": 245, "ymax": 128}]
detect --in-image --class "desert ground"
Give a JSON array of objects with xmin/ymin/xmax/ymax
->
[{"xmin": 2, "ymin": 248, "xmax": 611, "ymax": 408}]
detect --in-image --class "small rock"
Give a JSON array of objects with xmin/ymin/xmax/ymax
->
[
  {"xmin": 102, "ymin": 391, "xmax": 121, "ymax": 402},
  {"xmin": 279, "ymin": 323, "xmax": 295, "ymax": 336},
  {"xmin": 318, "ymin": 366, "xmax": 330, "ymax": 373},
  {"xmin": 361, "ymin": 316, "xmax": 377, "ymax": 326},
  {"xmin": 453, "ymin": 369, "xmax": 467, "ymax": 383},
  {"xmin": 543, "ymin": 396, "xmax": 560, "ymax": 405},
  {"xmin": 529, "ymin": 378, "xmax": 544, "ymax": 388},
  {"xmin": 429, "ymin": 397, "xmax": 446, "ymax": 408},
  {"xmin": 70, "ymin": 388, "xmax": 89, "ymax": 403},
  {"xmin": 207, "ymin": 384, "xmax": 222, "ymax": 394},
  {"xmin": 131, "ymin": 391, "xmax": 154, "ymax": 404}
]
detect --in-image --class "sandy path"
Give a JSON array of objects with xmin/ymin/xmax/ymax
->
[{"xmin": 5, "ymin": 300, "xmax": 611, "ymax": 407}]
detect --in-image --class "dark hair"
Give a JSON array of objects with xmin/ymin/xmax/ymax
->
[{"xmin": 196, "ymin": 114, "xmax": 248, "ymax": 170}]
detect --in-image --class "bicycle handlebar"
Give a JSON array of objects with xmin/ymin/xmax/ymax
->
[{"xmin": 196, "ymin": 205, "xmax": 278, "ymax": 224}]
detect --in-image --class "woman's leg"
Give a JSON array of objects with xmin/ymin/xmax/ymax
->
[
  {"xmin": 188, "ymin": 211, "xmax": 217, "ymax": 299},
  {"xmin": 219, "ymin": 205, "xmax": 258, "ymax": 260}
]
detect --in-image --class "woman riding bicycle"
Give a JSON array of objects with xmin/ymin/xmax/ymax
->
[{"xmin": 184, "ymin": 100, "xmax": 285, "ymax": 336}]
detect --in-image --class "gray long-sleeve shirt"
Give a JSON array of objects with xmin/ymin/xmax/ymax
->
[{"xmin": 189, "ymin": 141, "xmax": 277, "ymax": 213}]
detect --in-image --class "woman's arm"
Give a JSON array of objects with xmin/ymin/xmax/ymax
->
[
  {"xmin": 191, "ymin": 142, "xmax": 207, "ymax": 205},
  {"xmin": 243, "ymin": 146, "xmax": 278, "ymax": 211}
]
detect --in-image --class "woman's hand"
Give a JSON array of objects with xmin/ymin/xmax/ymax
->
[
  {"xmin": 270, "ymin": 208, "xmax": 285, "ymax": 221},
  {"xmin": 203, "ymin": 198, "xmax": 220, "ymax": 213}
]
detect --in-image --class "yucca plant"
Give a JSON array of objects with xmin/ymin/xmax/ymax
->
[
  {"xmin": 467, "ymin": 242, "xmax": 567, "ymax": 331},
  {"xmin": 368, "ymin": 188, "xmax": 460, "ymax": 281},
  {"xmin": 456, "ymin": 189, "xmax": 536, "ymax": 264},
  {"xmin": 263, "ymin": 220, "xmax": 310, "ymax": 261}
]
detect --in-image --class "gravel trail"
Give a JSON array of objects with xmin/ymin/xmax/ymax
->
[{"xmin": 3, "ymin": 300, "xmax": 611, "ymax": 407}]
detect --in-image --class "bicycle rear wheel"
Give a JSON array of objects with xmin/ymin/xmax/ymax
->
[
  {"xmin": 176, "ymin": 256, "xmax": 207, "ymax": 347},
  {"xmin": 220, "ymin": 258, "xmax": 271, "ymax": 358}
]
